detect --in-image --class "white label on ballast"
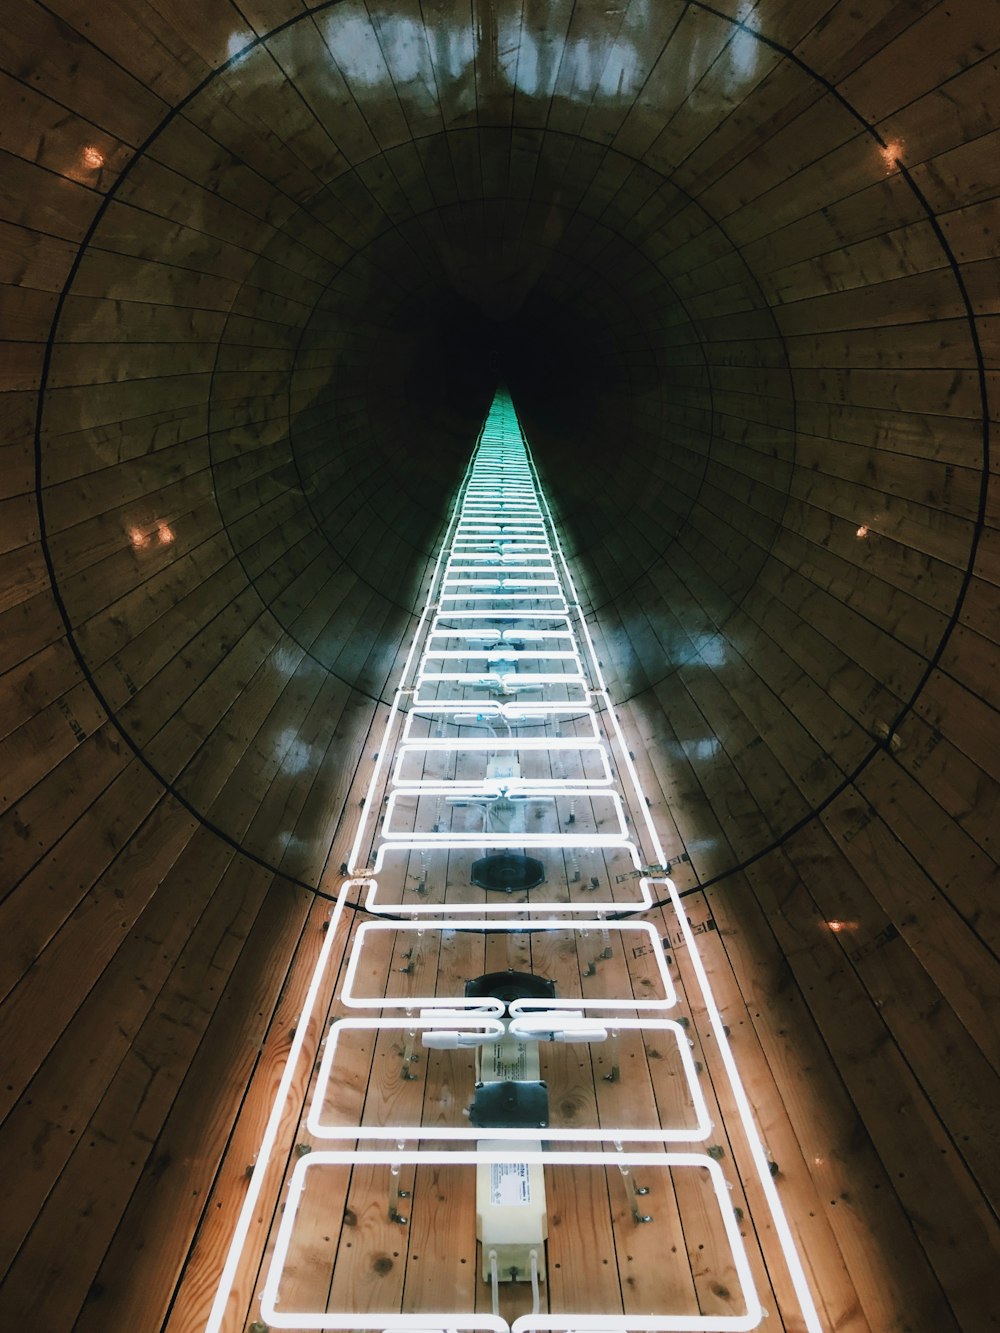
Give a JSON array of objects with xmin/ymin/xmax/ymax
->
[
  {"xmin": 490, "ymin": 1162, "xmax": 532, "ymax": 1207},
  {"xmin": 490, "ymin": 1041, "xmax": 528, "ymax": 1081}
]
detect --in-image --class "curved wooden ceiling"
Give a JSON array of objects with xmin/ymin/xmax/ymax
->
[{"xmin": 1, "ymin": 2, "xmax": 998, "ymax": 1330}]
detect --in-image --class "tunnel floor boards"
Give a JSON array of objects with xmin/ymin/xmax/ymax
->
[
  {"xmin": 11, "ymin": 379, "xmax": 996, "ymax": 1332},
  {"xmin": 165, "ymin": 877, "xmax": 962, "ymax": 1333},
  {"xmin": 215, "ymin": 910, "xmax": 782, "ymax": 1332},
  {"xmin": 150, "ymin": 395, "xmax": 991, "ymax": 1333}
]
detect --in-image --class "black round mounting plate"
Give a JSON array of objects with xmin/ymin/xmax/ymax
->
[{"xmin": 470, "ymin": 851, "xmax": 545, "ymax": 893}]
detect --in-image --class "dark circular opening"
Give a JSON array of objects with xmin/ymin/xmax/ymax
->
[
  {"xmin": 471, "ymin": 852, "xmax": 546, "ymax": 893},
  {"xmin": 464, "ymin": 970, "xmax": 556, "ymax": 1006}
]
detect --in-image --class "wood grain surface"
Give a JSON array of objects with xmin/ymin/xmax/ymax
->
[{"xmin": 1, "ymin": 1, "xmax": 998, "ymax": 1329}]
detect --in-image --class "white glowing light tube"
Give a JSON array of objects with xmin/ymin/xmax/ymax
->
[
  {"xmin": 391, "ymin": 741, "xmax": 613, "ymax": 788},
  {"xmin": 381, "ymin": 787, "xmax": 629, "ymax": 842},
  {"xmin": 338, "ymin": 919, "xmax": 676, "ymax": 1011},
  {"xmin": 260, "ymin": 1151, "xmax": 762, "ymax": 1333},
  {"xmin": 306, "ymin": 1016, "xmax": 710, "ymax": 1143},
  {"xmin": 505, "ymin": 1013, "xmax": 608, "ymax": 1042},
  {"xmin": 359, "ymin": 862, "xmax": 656, "ymax": 918},
  {"xmin": 210, "ymin": 392, "xmax": 823, "ymax": 1333}
]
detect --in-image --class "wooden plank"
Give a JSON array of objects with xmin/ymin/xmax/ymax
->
[
  {"xmin": 0, "ymin": 851, "xmax": 286, "ymax": 1332},
  {"xmin": 0, "ymin": 785, "xmax": 194, "ymax": 1120},
  {"xmin": 545, "ymin": 1158, "xmax": 622, "ymax": 1316},
  {"xmin": 0, "ymin": 757, "xmax": 160, "ymax": 998},
  {"xmin": 747, "ymin": 835, "xmax": 996, "ymax": 1331},
  {"xmin": 76, "ymin": 870, "xmax": 315, "ymax": 1333},
  {"xmin": 402, "ymin": 1160, "xmax": 477, "ymax": 1313},
  {"xmin": 164, "ymin": 894, "xmax": 349, "ymax": 1333},
  {"xmin": 0, "ymin": 825, "xmax": 240, "ymax": 1275}
]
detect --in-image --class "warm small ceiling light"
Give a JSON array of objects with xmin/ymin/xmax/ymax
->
[
  {"xmin": 879, "ymin": 141, "xmax": 902, "ymax": 170},
  {"xmin": 158, "ymin": 521, "xmax": 175, "ymax": 545},
  {"xmin": 128, "ymin": 526, "xmax": 150, "ymax": 550},
  {"xmin": 826, "ymin": 919, "xmax": 858, "ymax": 934},
  {"xmin": 81, "ymin": 145, "xmax": 105, "ymax": 170},
  {"xmin": 856, "ymin": 524, "xmax": 869, "ymax": 539}
]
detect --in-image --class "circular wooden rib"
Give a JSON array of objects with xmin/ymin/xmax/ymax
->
[{"xmin": 0, "ymin": 4, "xmax": 997, "ymax": 1332}]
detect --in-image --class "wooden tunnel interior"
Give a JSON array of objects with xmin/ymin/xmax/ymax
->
[{"xmin": 1, "ymin": 1, "xmax": 999, "ymax": 1329}]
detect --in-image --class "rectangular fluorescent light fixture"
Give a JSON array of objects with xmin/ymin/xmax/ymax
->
[
  {"xmin": 339, "ymin": 919, "xmax": 676, "ymax": 1012},
  {"xmin": 208, "ymin": 392, "xmax": 824, "ymax": 1333},
  {"xmin": 260, "ymin": 1152, "xmax": 762, "ymax": 1332},
  {"xmin": 307, "ymin": 1016, "xmax": 710, "ymax": 1143}
]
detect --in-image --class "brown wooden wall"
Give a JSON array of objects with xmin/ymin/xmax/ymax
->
[{"xmin": 1, "ymin": 2, "xmax": 998, "ymax": 1329}]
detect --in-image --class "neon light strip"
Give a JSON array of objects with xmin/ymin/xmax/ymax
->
[
  {"xmin": 455, "ymin": 521, "xmax": 545, "ymax": 528},
  {"xmin": 406, "ymin": 694, "xmax": 591, "ymax": 708},
  {"xmin": 380, "ymin": 828, "xmax": 632, "ymax": 848},
  {"xmin": 445, "ymin": 563, "xmax": 557, "ymax": 572},
  {"xmin": 307, "ymin": 1017, "xmax": 710, "ymax": 1143},
  {"xmin": 392, "ymin": 745, "xmax": 609, "ymax": 775},
  {"xmin": 445, "ymin": 557, "xmax": 556, "ymax": 566},
  {"xmin": 389, "ymin": 773, "xmax": 616, "ymax": 789},
  {"xmin": 359, "ymin": 877, "xmax": 654, "ymax": 917},
  {"xmin": 461, "ymin": 509, "xmax": 542, "ymax": 517},
  {"xmin": 381, "ymin": 788, "xmax": 628, "ymax": 840},
  {"xmin": 394, "ymin": 736, "xmax": 607, "ymax": 751},
  {"xmin": 421, "ymin": 655, "xmax": 580, "ymax": 666},
  {"xmin": 416, "ymin": 670, "xmax": 582, "ymax": 682},
  {"xmin": 437, "ymin": 593, "xmax": 567, "ymax": 602},
  {"xmin": 210, "ymin": 393, "xmax": 822, "ymax": 1333},
  {"xmin": 360, "ymin": 397, "xmax": 815, "ymax": 1322},
  {"xmin": 338, "ymin": 919, "xmax": 675, "ymax": 1011},
  {"xmin": 401, "ymin": 707, "xmax": 601, "ymax": 735},
  {"xmin": 442, "ymin": 577, "xmax": 560, "ymax": 586},
  {"xmin": 426, "ymin": 631, "xmax": 577, "ymax": 641},
  {"xmin": 261, "ymin": 1152, "xmax": 761, "ymax": 1332},
  {"xmin": 432, "ymin": 618, "xmax": 570, "ymax": 629},
  {"xmin": 430, "ymin": 608, "xmax": 570, "ymax": 618},
  {"xmin": 410, "ymin": 687, "xmax": 592, "ymax": 709},
  {"xmin": 360, "ymin": 839, "xmax": 654, "ymax": 915}
]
